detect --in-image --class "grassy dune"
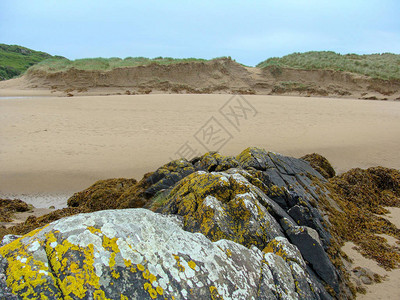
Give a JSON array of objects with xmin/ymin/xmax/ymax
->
[
  {"xmin": 0, "ymin": 44, "xmax": 57, "ymax": 80},
  {"xmin": 257, "ymin": 51, "xmax": 400, "ymax": 81},
  {"xmin": 1, "ymin": 43, "xmax": 399, "ymax": 82},
  {"xmin": 29, "ymin": 56, "xmax": 210, "ymax": 72}
]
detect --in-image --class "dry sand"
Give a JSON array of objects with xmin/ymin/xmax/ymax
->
[
  {"xmin": 1, "ymin": 91, "xmax": 400, "ymax": 298},
  {"xmin": 1, "ymin": 93, "xmax": 399, "ymax": 208}
]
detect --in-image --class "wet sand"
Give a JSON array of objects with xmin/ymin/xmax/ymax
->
[
  {"xmin": 343, "ymin": 207, "xmax": 400, "ymax": 299},
  {"xmin": 1, "ymin": 94, "xmax": 399, "ymax": 207}
]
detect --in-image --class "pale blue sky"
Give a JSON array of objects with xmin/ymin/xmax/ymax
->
[{"xmin": 1, "ymin": 0, "xmax": 399, "ymax": 66}]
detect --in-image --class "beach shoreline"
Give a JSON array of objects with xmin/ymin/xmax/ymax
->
[{"xmin": 1, "ymin": 93, "xmax": 399, "ymax": 208}]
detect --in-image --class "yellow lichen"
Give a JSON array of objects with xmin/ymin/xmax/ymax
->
[
  {"xmin": 43, "ymin": 231, "xmax": 100, "ymax": 297},
  {"xmin": 123, "ymin": 258, "xmax": 132, "ymax": 267},
  {"xmin": 102, "ymin": 236, "xmax": 120, "ymax": 253},
  {"xmin": 226, "ymin": 249, "xmax": 232, "ymax": 257},
  {"xmin": 60, "ymin": 276, "xmax": 85, "ymax": 298},
  {"xmin": 166, "ymin": 170, "xmax": 271, "ymax": 248},
  {"xmin": 137, "ymin": 263, "xmax": 145, "ymax": 271},
  {"xmin": 148, "ymin": 287, "xmax": 158, "ymax": 299},
  {"xmin": 209, "ymin": 285, "xmax": 224, "ymax": 300},
  {"xmin": 188, "ymin": 260, "xmax": 197, "ymax": 270},
  {"xmin": 120, "ymin": 294, "xmax": 128, "ymax": 300},
  {"xmin": 87, "ymin": 226, "xmax": 102, "ymax": 235},
  {"xmin": 93, "ymin": 289, "xmax": 111, "ymax": 300},
  {"xmin": 263, "ymin": 239, "xmax": 288, "ymax": 261},
  {"xmin": 123, "ymin": 258, "xmax": 137, "ymax": 273},
  {"xmin": 142, "ymin": 269, "xmax": 150, "ymax": 280},
  {"xmin": 144, "ymin": 282, "xmax": 152, "ymax": 290},
  {"xmin": 111, "ymin": 270, "xmax": 120, "ymax": 279},
  {"xmin": 25, "ymin": 225, "xmax": 50, "ymax": 238},
  {"xmin": 149, "ymin": 273, "xmax": 157, "ymax": 283},
  {"xmin": 70, "ymin": 262, "xmax": 79, "ymax": 274},
  {"xmin": 173, "ymin": 254, "xmax": 185, "ymax": 272},
  {"xmin": 109, "ymin": 252, "xmax": 116, "ymax": 268},
  {"xmin": 156, "ymin": 286, "xmax": 164, "ymax": 295},
  {"xmin": 0, "ymin": 236, "xmax": 60, "ymax": 298}
]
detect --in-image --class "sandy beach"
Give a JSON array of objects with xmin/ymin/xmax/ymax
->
[
  {"xmin": 1, "ymin": 1, "xmax": 399, "ymax": 298},
  {"xmin": 1, "ymin": 93, "xmax": 399, "ymax": 208},
  {"xmin": 1, "ymin": 92, "xmax": 399, "ymax": 298},
  {"xmin": 343, "ymin": 207, "xmax": 400, "ymax": 300}
]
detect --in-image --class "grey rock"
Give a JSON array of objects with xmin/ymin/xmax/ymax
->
[
  {"xmin": 194, "ymin": 151, "xmax": 240, "ymax": 172},
  {"xmin": 145, "ymin": 159, "xmax": 196, "ymax": 196},
  {"xmin": 0, "ymin": 254, "xmax": 18, "ymax": 299},
  {"xmin": 285, "ymin": 224, "xmax": 339, "ymax": 293},
  {"xmin": 1, "ymin": 147, "xmax": 348, "ymax": 298},
  {"xmin": 288, "ymin": 205, "xmax": 332, "ymax": 247},
  {"xmin": 353, "ymin": 267, "xmax": 375, "ymax": 285},
  {"xmin": 0, "ymin": 234, "xmax": 22, "ymax": 247},
  {"xmin": 0, "ymin": 209, "xmax": 330, "ymax": 299},
  {"xmin": 158, "ymin": 170, "xmax": 286, "ymax": 250}
]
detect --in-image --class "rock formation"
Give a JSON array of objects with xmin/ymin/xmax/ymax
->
[{"xmin": 1, "ymin": 147, "xmax": 400, "ymax": 299}]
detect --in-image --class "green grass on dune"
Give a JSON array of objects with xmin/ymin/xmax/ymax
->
[
  {"xmin": 29, "ymin": 56, "xmax": 212, "ymax": 72},
  {"xmin": 2, "ymin": 43, "xmax": 399, "ymax": 82},
  {"xmin": 257, "ymin": 51, "xmax": 400, "ymax": 81},
  {"xmin": 0, "ymin": 44, "xmax": 58, "ymax": 80}
]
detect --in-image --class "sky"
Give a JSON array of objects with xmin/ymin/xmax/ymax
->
[{"xmin": 1, "ymin": 0, "xmax": 399, "ymax": 66}]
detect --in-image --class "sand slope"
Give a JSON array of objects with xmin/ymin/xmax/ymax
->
[{"xmin": 2, "ymin": 58, "xmax": 400, "ymax": 99}]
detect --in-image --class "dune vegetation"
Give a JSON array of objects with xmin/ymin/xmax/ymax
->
[
  {"xmin": 1, "ymin": 43, "xmax": 400, "ymax": 83},
  {"xmin": 28, "ymin": 56, "xmax": 210, "ymax": 72},
  {"xmin": 257, "ymin": 51, "xmax": 400, "ymax": 81},
  {"xmin": 0, "ymin": 44, "xmax": 57, "ymax": 80}
]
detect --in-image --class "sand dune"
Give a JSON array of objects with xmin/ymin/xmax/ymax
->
[{"xmin": 2, "ymin": 58, "xmax": 400, "ymax": 99}]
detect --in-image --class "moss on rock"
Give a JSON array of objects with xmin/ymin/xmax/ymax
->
[
  {"xmin": 0, "ymin": 199, "xmax": 30, "ymax": 222},
  {"xmin": 301, "ymin": 153, "xmax": 336, "ymax": 179},
  {"xmin": 67, "ymin": 178, "xmax": 138, "ymax": 210},
  {"xmin": 154, "ymin": 171, "xmax": 284, "ymax": 250},
  {"xmin": 3, "ymin": 147, "xmax": 400, "ymax": 298},
  {"xmin": 308, "ymin": 166, "xmax": 400, "ymax": 270}
]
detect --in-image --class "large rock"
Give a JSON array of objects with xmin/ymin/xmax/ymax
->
[
  {"xmin": 153, "ymin": 170, "xmax": 285, "ymax": 249},
  {"xmin": 144, "ymin": 159, "xmax": 196, "ymax": 197},
  {"xmin": 1, "ymin": 147, "xmax": 351, "ymax": 298},
  {"xmin": 0, "ymin": 209, "xmax": 330, "ymax": 299},
  {"xmin": 282, "ymin": 219, "xmax": 339, "ymax": 293}
]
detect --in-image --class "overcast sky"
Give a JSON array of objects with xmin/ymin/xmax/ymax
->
[{"xmin": 1, "ymin": 0, "xmax": 399, "ymax": 66}]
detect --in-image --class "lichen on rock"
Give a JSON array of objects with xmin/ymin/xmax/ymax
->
[
  {"xmin": 0, "ymin": 209, "xmax": 331, "ymax": 299},
  {"xmin": 153, "ymin": 170, "xmax": 285, "ymax": 249},
  {"xmin": 3, "ymin": 147, "xmax": 398, "ymax": 298},
  {"xmin": 0, "ymin": 198, "xmax": 30, "ymax": 222}
]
